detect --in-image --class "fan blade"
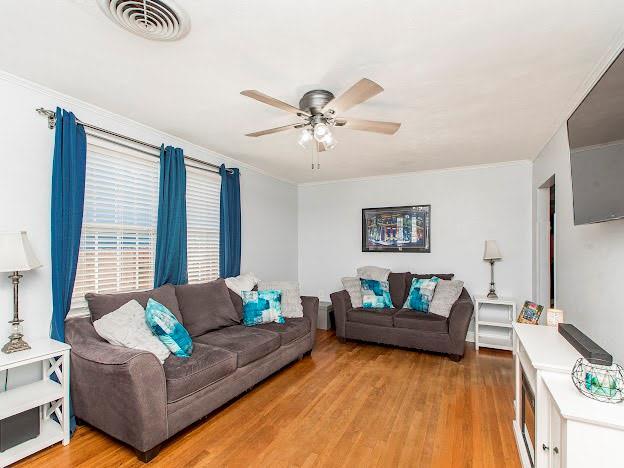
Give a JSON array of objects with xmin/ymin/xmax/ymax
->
[
  {"xmin": 241, "ymin": 90, "xmax": 310, "ymax": 117},
  {"xmin": 245, "ymin": 123, "xmax": 301, "ymax": 137},
  {"xmin": 335, "ymin": 118, "xmax": 401, "ymax": 135},
  {"xmin": 322, "ymin": 78, "xmax": 384, "ymax": 114}
]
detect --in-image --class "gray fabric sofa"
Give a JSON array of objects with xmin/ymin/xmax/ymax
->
[
  {"xmin": 330, "ymin": 272, "xmax": 473, "ymax": 361},
  {"xmin": 65, "ymin": 281, "xmax": 318, "ymax": 462}
]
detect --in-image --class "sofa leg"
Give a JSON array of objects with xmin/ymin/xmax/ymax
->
[
  {"xmin": 135, "ymin": 444, "xmax": 162, "ymax": 463},
  {"xmin": 338, "ymin": 337, "xmax": 347, "ymax": 344},
  {"xmin": 75, "ymin": 417, "xmax": 85, "ymax": 426},
  {"xmin": 304, "ymin": 350, "xmax": 312, "ymax": 357},
  {"xmin": 448, "ymin": 354, "xmax": 462, "ymax": 362}
]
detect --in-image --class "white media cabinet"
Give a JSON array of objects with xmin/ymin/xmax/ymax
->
[{"xmin": 513, "ymin": 323, "xmax": 624, "ymax": 467}]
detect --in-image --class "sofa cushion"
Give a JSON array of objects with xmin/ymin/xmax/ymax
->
[
  {"xmin": 224, "ymin": 272, "xmax": 259, "ymax": 297},
  {"xmin": 341, "ymin": 277, "xmax": 363, "ymax": 308},
  {"xmin": 347, "ymin": 308, "xmax": 398, "ymax": 327},
  {"xmin": 242, "ymin": 290, "xmax": 285, "ymax": 326},
  {"xmin": 405, "ymin": 273, "xmax": 454, "ymax": 292},
  {"xmin": 175, "ymin": 279, "xmax": 240, "ymax": 337},
  {"xmin": 145, "ymin": 299, "xmax": 193, "ymax": 358},
  {"xmin": 257, "ymin": 281, "xmax": 303, "ymax": 318},
  {"xmin": 403, "ymin": 277, "xmax": 440, "ymax": 312},
  {"xmin": 360, "ymin": 279, "xmax": 393, "ymax": 308},
  {"xmin": 194, "ymin": 325, "xmax": 280, "ymax": 367},
  {"xmin": 92, "ymin": 299, "xmax": 171, "ymax": 363},
  {"xmin": 429, "ymin": 279, "xmax": 465, "ymax": 318},
  {"xmin": 255, "ymin": 317, "xmax": 311, "ymax": 346},
  {"xmin": 393, "ymin": 309, "xmax": 448, "ymax": 333},
  {"xmin": 388, "ymin": 272, "xmax": 409, "ymax": 308},
  {"xmin": 86, "ymin": 283, "xmax": 183, "ymax": 323},
  {"xmin": 163, "ymin": 343, "xmax": 237, "ymax": 402}
]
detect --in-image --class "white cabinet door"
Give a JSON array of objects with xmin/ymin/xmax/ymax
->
[{"xmin": 548, "ymin": 394, "xmax": 564, "ymax": 468}]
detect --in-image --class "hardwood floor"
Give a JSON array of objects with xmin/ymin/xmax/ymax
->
[{"xmin": 16, "ymin": 331, "xmax": 519, "ymax": 467}]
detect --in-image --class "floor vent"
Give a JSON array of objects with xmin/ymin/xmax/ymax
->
[{"xmin": 98, "ymin": 0, "xmax": 190, "ymax": 41}]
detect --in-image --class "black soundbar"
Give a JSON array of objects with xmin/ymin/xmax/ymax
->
[{"xmin": 558, "ymin": 323, "xmax": 612, "ymax": 366}]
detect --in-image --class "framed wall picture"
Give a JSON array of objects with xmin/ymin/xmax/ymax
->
[
  {"xmin": 362, "ymin": 205, "xmax": 431, "ymax": 253},
  {"xmin": 517, "ymin": 301, "xmax": 544, "ymax": 325}
]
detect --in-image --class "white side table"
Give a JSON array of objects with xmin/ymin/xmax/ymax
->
[
  {"xmin": 317, "ymin": 301, "xmax": 333, "ymax": 330},
  {"xmin": 474, "ymin": 296, "xmax": 516, "ymax": 351},
  {"xmin": 0, "ymin": 338, "xmax": 71, "ymax": 466}
]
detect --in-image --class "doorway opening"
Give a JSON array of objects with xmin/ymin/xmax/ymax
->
[
  {"xmin": 549, "ymin": 184, "xmax": 556, "ymax": 308},
  {"xmin": 537, "ymin": 175, "xmax": 556, "ymax": 310}
]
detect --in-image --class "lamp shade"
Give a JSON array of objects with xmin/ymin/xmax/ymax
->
[
  {"xmin": 483, "ymin": 240, "xmax": 502, "ymax": 260},
  {"xmin": 0, "ymin": 231, "xmax": 42, "ymax": 272}
]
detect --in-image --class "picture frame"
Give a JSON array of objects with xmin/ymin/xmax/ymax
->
[
  {"xmin": 517, "ymin": 300, "xmax": 544, "ymax": 325},
  {"xmin": 361, "ymin": 205, "xmax": 431, "ymax": 253}
]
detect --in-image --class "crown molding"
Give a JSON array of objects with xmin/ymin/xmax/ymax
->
[
  {"xmin": 0, "ymin": 69, "xmax": 297, "ymax": 186},
  {"xmin": 535, "ymin": 25, "xmax": 624, "ymax": 160},
  {"xmin": 297, "ymin": 159, "xmax": 532, "ymax": 187}
]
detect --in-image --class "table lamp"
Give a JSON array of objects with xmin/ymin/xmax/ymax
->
[
  {"xmin": 0, "ymin": 231, "xmax": 41, "ymax": 354},
  {"xmin": 483, "ymin": 240, "xmax": 502, "ymax": 299}
]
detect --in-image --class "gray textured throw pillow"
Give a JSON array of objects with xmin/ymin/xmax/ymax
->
[
  {"xmin": 341, "ymin": 277, "xmax": 363, "ymax": 308},
  {"xmin": 356, "ymin": 266, "xmax": 391, "ymax": 281},
  {"xmin": 175, "ymin": 279, "xmax": 240, "ymax": 336},
  {"xmin": 429, "ymin": 279, "xmax": 464, "ymax": 317},
  {"xmin": 257, "ymin": 280, "xmax": 303, "ymax": 318}
]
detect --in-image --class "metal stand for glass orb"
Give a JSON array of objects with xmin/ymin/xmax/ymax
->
[
  {"xmin": 571, "ymin": 358, "xmax": 624, "ymax": 403},
  {"xmin": 1, "ymin": 271, "xmax": 30, "ymax": 354}
]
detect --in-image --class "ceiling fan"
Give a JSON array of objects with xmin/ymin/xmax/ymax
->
[{"xmin": 240, "ymin": 78, "xmax": 401, "ymax": 158}]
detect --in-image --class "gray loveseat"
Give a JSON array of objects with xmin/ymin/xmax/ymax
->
[
  {"xmin": 331, "ymin": 272, "xmax": 473, "ymax": 361},
  {"xmin": 65, "ymin": 280, "xmax": 318, "ymax": 462}
]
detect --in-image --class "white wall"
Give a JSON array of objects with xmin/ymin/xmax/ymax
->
[
  {"xmin": 533, "ymin": 126, "xmax": 624, "ymax": 362},
  {"xmin": 298, "ymin": 162, "xmax": 533, "ymax": 313},
  {"xmin": 0, "ymin": 71, "xmax": 298, "ymax": 356}
]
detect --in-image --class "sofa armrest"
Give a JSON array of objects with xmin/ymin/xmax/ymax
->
[
  {"xmin": 330, "ymin": 290, "xmax": 352, "ymax": 338},
  {"xmin": 301, "ymin": 296, "xmax": 319, "ymax": 345},
  {"xmin": 447, "ymin": 289, "xmax": 474, "ymax": 356},
  {"xmin": 65, "ymin": 317, "xmax": 168, "ymax": 452}
]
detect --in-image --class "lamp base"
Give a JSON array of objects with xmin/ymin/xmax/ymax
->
[
  {"xmin": 1, "ymin": 335, "xmax": 30, "ymax": 354},
  {"xmin": 487, "ymin": 282, "xmax": 498, "ymax": 299}
]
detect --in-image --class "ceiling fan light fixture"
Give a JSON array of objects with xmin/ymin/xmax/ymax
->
[
  {"xmin": 321, "ymin": 132, "xmax": 337, "ymax": 150},
  {"xmin": 313, "ymin": 123, "xmax": 330, "ymax": 142},
  {"xmin": 297, "ymin": 128, "xmax": 313, "ymax": 148}
]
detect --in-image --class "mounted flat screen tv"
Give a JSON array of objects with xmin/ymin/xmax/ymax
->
[{"xmin": 568, "ymin": 50, "xmax": 624, "ymax": 225}]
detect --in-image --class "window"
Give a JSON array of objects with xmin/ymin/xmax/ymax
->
[
  {"xmin": 71, "ymin": 140, "xmax": 159, "ymax": 313},
  {"xmin": 71, "ymin": 138, "xmax": 221, "ymax": 314},
  {"xmin": 186, "ymin": 165, "xmax": 220, "ymax": 283}
]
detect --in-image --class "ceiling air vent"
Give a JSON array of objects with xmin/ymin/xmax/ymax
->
[{"xmin": 98, "ymin": 0, "xmax": 190, "ymax": 41}]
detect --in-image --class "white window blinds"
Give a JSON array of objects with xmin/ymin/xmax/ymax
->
[
  {"xmin": 186, "ymin": 165, "xmax": 220, "ymax": 283},
  {"xmin": 71, "ymin": 138, "xmax": 221, "ymax": 314},
  {"xmin": 71, "ymin": 140, "xmax": 159, "ymax": 313}
]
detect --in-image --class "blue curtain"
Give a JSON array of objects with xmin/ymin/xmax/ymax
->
[
  {"xmin": 219, "ymin": 164, "xmax": 241, "ymax": 278},
  {"xmin": 51, "ymin": 107, "xmax": 86, "ymax": 343},
  {"xmin": 50, "ymin": 107, "xmax": 86, "ymax": 435},
  {"xmin": 154, "ymin": 145, "xmax": 188, "ymax": 286}
]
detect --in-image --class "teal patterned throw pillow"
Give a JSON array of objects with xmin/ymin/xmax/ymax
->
[
  {"xmin": 145, "ymin": 298, "xmax": 193, "ymax": 357},
  {"xmin": 242, "ymin": 290, "xmax": 285, "ymax": 326},
  {"xmin": 360, "ymin": 279, "xmax": 393, "ymax": 309},
  {"xmin": 403, "ymin": 277, "xmax": 440, "ymax": 312}
]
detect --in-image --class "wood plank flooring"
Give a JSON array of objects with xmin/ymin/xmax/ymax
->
[{"xmin": 16, "ymin": 331, "xmax": 519, "ymax": 467}]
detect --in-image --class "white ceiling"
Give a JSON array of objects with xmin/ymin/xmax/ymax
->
[{"xmin": 1, "ymin": 1, "xmax": 624, "ymax": 183}]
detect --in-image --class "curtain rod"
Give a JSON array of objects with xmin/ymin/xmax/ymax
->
[{"xmin": 36, "ymin": 108, "xmax": 233, "ymax": 174}]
